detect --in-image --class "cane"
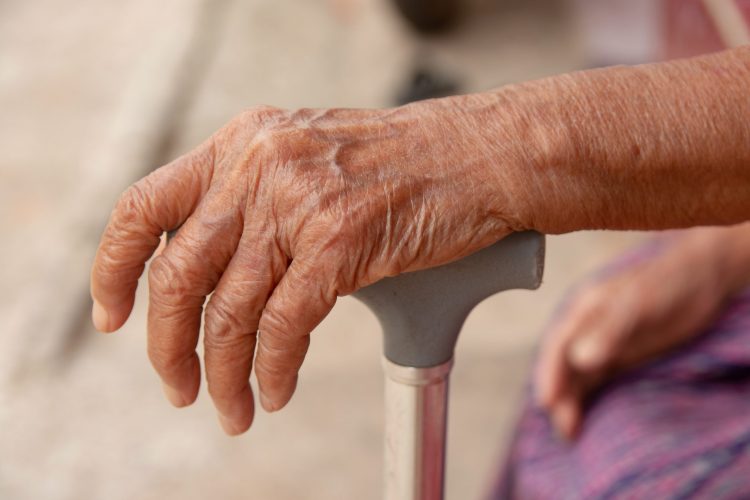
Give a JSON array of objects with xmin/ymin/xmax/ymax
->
[{"xmin": 353, "ymin": 231, "xmax": 545, "ymax": 500}]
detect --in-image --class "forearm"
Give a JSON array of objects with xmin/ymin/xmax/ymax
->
[{"xmin": 456, "ymin": 46, "xmax": 750, "ymax": 233}]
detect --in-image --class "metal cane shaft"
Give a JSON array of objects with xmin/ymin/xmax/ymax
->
[
  {"xmin": 354, "ymin": 233, "xmax": 545, "ymax": 499},
  {"xmin": 383, "ymin": 358, "xmax": 453, "ymax": 500}
]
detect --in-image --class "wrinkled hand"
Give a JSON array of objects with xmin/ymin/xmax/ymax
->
[
  {"xmin": 90, "ymin": 103, "xmax": 522, "ymax": 434},
  {"xmin": 534, "ymin": 228, "xmax": 743, "ymax": 440}
]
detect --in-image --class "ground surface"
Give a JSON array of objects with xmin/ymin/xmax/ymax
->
[{"xmin": 0, "ymin": 1, "xmax": 644, "ymax": 498}]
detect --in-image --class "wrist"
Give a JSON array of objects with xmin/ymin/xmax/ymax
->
[
  {"xmin": 429, "ymin": 87, "xmax": 572, "ymax": 235},
  {"xmin": 402, "ymin": 95, "xmax": 533, "ymax": 235},
  {"xmin": 453, "ymin": 51, "xmax": 750, "ymax": 235},
  {"xmin": 672, "ymin": 224, "xmax": 750, "ymax": 298},
  {"xmin": 442, "ymin": 76, "xmax": 617, "ymax": 236}
]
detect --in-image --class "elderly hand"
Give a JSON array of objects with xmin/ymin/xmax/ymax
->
[
  {"xmin": 90, "ymin": 103, "xmax": 525, "ymax": 434},
  {"xmin": 535, "ymin": 225, "xmax": 750, "ymax": 440},
  {"xmin": 91, "ymin": 47, "xmax": 750, "ymax": 436}
]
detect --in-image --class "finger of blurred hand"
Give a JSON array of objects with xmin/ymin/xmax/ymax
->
[
  {"xmin": 536, "ymin": 284, "xmax": 625, "ymax": 406},
  {"xmin": 551, "ymin": 393, "xmax": 582, "ymax": 441},
  {"xmin": 567, "ymin": 297, "xmax": 635, "ymax": 373},
  {"xmin": 90, "ymin": 140, "xmax": 215, "ymax": 332},
  {"xmin": 203, "ymin": 227, "xmax": 287, "ymax": 435},
  {"xmin": 147, "ymin": 187, "xmax": 243, "ymax": 408},
  {"xmin": 535, "ymin": 297, "xmax": 591, "ymax": 408},
  {"xmin": 255, "ymin": 259, "xmax": 336, "ymax": 412},
  {"xmin": 535, "ymin": 328, "xmax": 570, "ymax": 409},
  {"xmin": 542, "ymin": 285, "xmax": 641, "ymax": 440}
]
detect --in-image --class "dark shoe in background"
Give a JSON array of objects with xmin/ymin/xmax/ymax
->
[
  {"xmin": 390, "ymin": 0, "xmax": 464, "ymax": 104},
  {"xmin": 395, "ymin": 66, "xmax": 461, "ymax": 105},
  {"xmin": 391, "ymin": 0, "xmax": 463, "ymax": 34}
]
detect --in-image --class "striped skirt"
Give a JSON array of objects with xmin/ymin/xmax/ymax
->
[{"xmin": 496, "ymin": 289, "xmax": 750, "ymax": 499}]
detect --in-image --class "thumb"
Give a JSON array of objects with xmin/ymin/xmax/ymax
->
[{"xmin": 551, "ymin": 393, "xmax": 582, "ymax": 441}]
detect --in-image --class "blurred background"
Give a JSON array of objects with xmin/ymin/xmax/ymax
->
[{"xmin": 0, "ymin": 0, "xmax": 733, "ymax": 498}]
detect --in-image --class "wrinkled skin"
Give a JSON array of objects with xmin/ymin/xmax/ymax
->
[
  {"xmin": 90, "ymin": 104, "xmax": 520, "ymax": 434},
  {"xmin": 535, "ymin": 224, "xmax": 750, "ymax": 440},
  {"xmin": 91, "ymin": 47, "xmax": 750, "ymax": 435}
]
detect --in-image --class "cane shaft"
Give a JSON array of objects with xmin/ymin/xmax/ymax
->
[{"xmin": 383, "ymin": 358, "xmax": 453, "ymax": 500}]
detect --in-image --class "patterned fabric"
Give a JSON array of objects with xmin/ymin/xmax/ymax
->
[{"xmin": 495, "ymin": 288, "xmax": 750, "ymax": 499}]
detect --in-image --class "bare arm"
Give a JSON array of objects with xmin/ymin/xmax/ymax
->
[
  {"xmin": 456, "ymin": 46, "xmax": 750, "ymax": 233},
  {"xmin": 91, "ymin": 46, "xmax": 750, "ymax": 435}
]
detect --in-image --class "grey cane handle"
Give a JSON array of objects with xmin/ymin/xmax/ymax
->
[{"xmin": 353, "ymin": 231, "xmax": 545, "ymax": 368}]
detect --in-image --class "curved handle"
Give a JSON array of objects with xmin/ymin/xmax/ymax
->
[{"xmin": 353, "ymin": 231, "xmax": 545, "ymax": 367}]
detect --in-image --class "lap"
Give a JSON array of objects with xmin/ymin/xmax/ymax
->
[{"xmin": 496, "ymin": 290, "xmax": 750, "ymax": 500}]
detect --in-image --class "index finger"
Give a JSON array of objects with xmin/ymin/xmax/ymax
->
[{"xmin": 90, "ymin": 139, "xmax": 215, "ymax": 332}]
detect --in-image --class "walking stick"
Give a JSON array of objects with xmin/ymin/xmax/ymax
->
[{"xmin": 353, "ymin": 231, "xmax": 545, "ymax": 500}]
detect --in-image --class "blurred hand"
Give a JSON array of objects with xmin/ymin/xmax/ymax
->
[
  {"xmin": 90, "ymin": 103, "xmax": 523, "ymax": 435},
  {"xmin": 535, "ymin": 228, "xmax": 747, "ymax": 440}
]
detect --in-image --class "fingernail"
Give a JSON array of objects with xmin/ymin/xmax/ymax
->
[
  {"xmin": 217, "ymin": 412, "xmax": 244, "ymax": 436},
  {"xmin": 259, "ymin": 391, "xmax": 280, "ymax": 412},
  {"xmin": 92, "ymin": 300, "xmax": 111, "ymax": 332},
  {"xmin": 162, "ymin": 383, "xmax": 188, "ymax": 407}
]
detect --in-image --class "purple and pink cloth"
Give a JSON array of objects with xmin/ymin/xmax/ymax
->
[{"xmin": 497, "ymin": 288, "xmax": 750, "ymax": 499}]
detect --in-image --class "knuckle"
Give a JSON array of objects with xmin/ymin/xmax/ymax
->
[
  {"xmin": 255, "ymin": 344, "xmax": 291, "ymax": 378},
  {"xmin": 299, "ymin": 216, "xmax": 351, "ymax": 260},
  {"xmin": 148, "ymin": 255, "xmax": 189, "ymax": 297},
  {"xmin": 206, "ymin": 377, "xmax": 244, "ymax": 401},
  {"xmin": 241, "ymin": 105, "xmax": 282, "ymax": 123},
  {"xmin": 204, "ymin": 295, "xmax": 253, "ymax": 344},
  {"xmin": 325, "ymin": 213, "xmax": 355, "ymax": 244},
  {"xmin": 258, "ymin": 308, "xmax": 294, "ymax": 342},
  {"xmin": 228, "ymin": 106, "xmax": 286, "ymax": 139},
  {"xmin": 206, "ymin": 323, "xmax": 255, "ymax": 365},
  {"xmin": 203, "ymin": 331, "xmax": 236, "ymax": 354},
  {"xmin": 114, "ymin": 181, "xmax": 151, "ymax": 227},
  {"xmin": 148, "ymin": 345, "xmax": 189, "ymax": 378},
  {"xmin": 257, "ymin": 323, "xmax": 310, "ymax": 363},
  {"xmin": 255, "ymin": 126, "xmax": 294, "ymax": 160},
  {"xmin": 307, "ymin": 242, "xmax": 357, "ymax": 297},
  {"xmin": 216, "ymin": 106, "xmax": 285, "ymax": 152},
  {"xmin": 95, "ymin": 248, "xmax": 143, "ymax": 292}
]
